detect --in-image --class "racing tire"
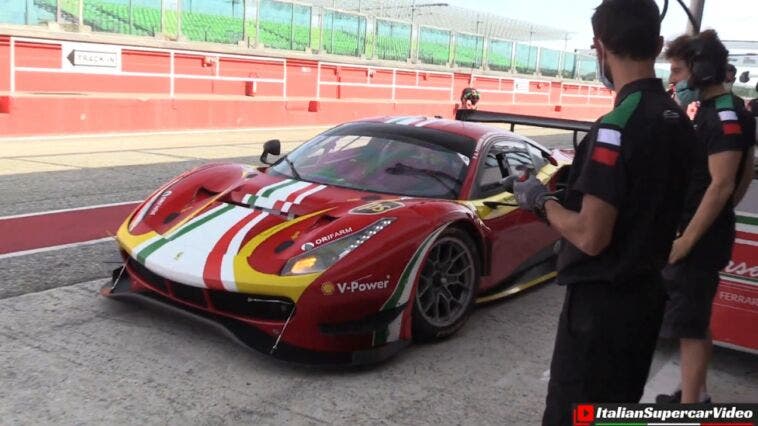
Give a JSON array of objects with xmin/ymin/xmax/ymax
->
[{"xmin": 412, "ymin": 227, "xmax": 480, "ymax": 342}]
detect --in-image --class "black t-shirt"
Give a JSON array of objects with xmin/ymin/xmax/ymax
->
[
  {"xmin": 680, "ymin": 93, "xmax": 755, "ymax": 269},
  {"xmin": 556, "ymin": 78, "xmax": 694, "ymax": 285}
]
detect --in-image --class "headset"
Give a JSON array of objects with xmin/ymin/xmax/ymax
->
[
  {"xmin": 687, "ymin": 36, "xmax": 721, "ymax": 86},
  {"xmin": 660, "ymin": 0, "xmax": 723, "ymax": 87}
]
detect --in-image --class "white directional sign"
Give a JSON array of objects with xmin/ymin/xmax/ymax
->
[
  {"xmin": 61, "ymin": 42, "xmax": 122, "ymax": 74},
  {"xmin": 513, "ymin": 78, "xmax": 530, "ymax": 93}
]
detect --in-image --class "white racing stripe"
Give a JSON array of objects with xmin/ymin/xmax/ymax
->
[
  {"xmin": 162, "ymin": 204, "xmax": 229, "ymax": 239},
  {"xmin": 413, "ymin": 118, "xmax": 441, "ymax": 127},
  {"xmin": 253, "ymin": 181, "xmax": 312, "ymax": 210},
  {"xmin": 282, "ymin": 184, "xmax": 327, "ymax": 212},
  {"xmin": 219, "ymin": 212, "xmax": 270, "ymax": 292},
  {"xmin": 144, "ymin": 206, "xmax": 252, "ymax": 288},
  {"xmin": 395, "ymin": 117, "xmax": 426, "ymax": 125}
]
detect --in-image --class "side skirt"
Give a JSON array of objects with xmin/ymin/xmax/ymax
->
[{"xmin": 475, "ymin": 245, "xmax": 556, "ymax": 304}]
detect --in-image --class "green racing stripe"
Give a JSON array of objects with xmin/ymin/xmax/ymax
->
[{"xmin": 136, "ymin": 204, "xmax": 235, "ymax": 264}]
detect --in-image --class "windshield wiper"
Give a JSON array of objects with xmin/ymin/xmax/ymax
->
[
  {"xmin": 385, "ymin": 162, "xmax": 460, "ymax": 195},
  {"xmin": 283, "ymin": 155, "xmax": 302, "ymax": 180}
]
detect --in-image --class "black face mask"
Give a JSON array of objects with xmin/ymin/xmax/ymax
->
[{"xmin": 597, "ymin": 52, "xmax": 615, "ymax": 90}]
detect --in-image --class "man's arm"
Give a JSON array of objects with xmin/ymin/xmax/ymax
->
[
  {"xmin": 671, "ymin": 151, "xmax": 741, "ymax": 263},
  {"xmin": 544, "ymin": 195, "xmax": 617, "ymax": 256},
  {"xmin": 733, "ymin": 146, "xmax": 754, "ymax": 204}
]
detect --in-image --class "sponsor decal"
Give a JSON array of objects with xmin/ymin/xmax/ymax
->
[
  {"xmin": 336, "ymin": 275, "xmax": 391, "ymax": 294},
  {"xmin": 350, "ymin": 200, "xmax": 404, "ymax": 215},
  {"xmin": 471, "ymin": 144, "xmax": 481, "ymax": 160},
  {"xmin": 315, "ymin": 227, "xmax": 353, "ymax": 245},
  {"xmin": 320, "ymin": 282, "xmax": 336, "ymax": 296},
  {"xmin": 149, "ymin": 190, "xmax": 172, "ymax": 216},
  {"xmin": 723, "ymin": 261, "xmax": 758, "ymax": 279},
  {"xmin": 718, "ymin": 291, "xmax": 758, "ymax": 307}
]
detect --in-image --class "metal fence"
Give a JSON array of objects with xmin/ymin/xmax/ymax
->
[
  {"xmin": 417, "ymin": 26, "xmax": 450, "ymax": 66},
  {"xmin": 259, "ymin": 0, "xmax": 311, "ymax": 50},
  {"xmin": 3, "ymin": 0, "xmax": 601, "ymax": 81},
  {"xmin": 514, "ymin": 43, "xmax": 538, "ymax": 75},
  {"xmin": 374, "ymin": 19, "xmax": 410, "ymax": 61},
  {"xmin": 321, "ymin": 9, "xmax": 365, "ymax": 56}
]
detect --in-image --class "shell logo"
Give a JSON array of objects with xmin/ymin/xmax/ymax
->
[{"xmin": 321, "ymin": 282, "xmax": 336, "ymax": 296}]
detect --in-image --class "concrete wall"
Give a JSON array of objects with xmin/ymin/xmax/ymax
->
[{"xmin": 0, "ymin": 34, "xmax": 614, "ymax": 136}]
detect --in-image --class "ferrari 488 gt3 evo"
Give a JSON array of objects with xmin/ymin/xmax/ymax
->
[{"xmin": 104, "ymin": 115, "xmax": 572, "ymax": 365}]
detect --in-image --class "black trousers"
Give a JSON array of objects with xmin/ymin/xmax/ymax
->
[{"xmin": 542, "ymin": 277, "xmax": 666, "ymax": 426}]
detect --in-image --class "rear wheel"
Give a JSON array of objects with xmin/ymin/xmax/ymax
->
[{"xmin": 412, "ymin": 228, "xmax": 480, "ymax": 342}]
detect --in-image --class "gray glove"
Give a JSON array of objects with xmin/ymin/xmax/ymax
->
[
  {"xmin": 513, "ymin": 174, "xmax": 547, "ymax": 211},
  {"xmin": 513, "ymin": 174, "xmax": 556, "ymax": 222}
]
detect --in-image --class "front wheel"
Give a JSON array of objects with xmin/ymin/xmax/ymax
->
[{"xmin": 412, "ymin": 227, "xmax": 480, "ymax": 342}]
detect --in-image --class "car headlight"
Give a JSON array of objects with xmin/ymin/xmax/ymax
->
[{"xmin": 281, "ymin": 218, "xmax": 395, "ymax": 276}]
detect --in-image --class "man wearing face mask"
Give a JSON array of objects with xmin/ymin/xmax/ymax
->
[
  {"xmin": 725, "ymin": 64, "xmax": 737, "ymax": 92},
  {"xmin": 511, "ymin": 1, "xmax": 695, "ymax": 424},
  {"xmin": 656, "ymin": 30, "xmax": 755, "ymax": 404},
  {"xmin": 666, "ymin": 35, "xmax": 699, "ymax": 109}
]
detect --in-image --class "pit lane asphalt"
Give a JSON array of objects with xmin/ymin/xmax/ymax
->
[
  {"xmin": 0, "ymin": 131, "xmax": 755, "ymax": 424},
  {"xmin": 0, "ymin": 132, "xmax": 575, "ymax": 300}
]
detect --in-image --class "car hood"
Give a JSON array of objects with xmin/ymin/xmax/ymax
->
[{"xmin": 117, "ymin": 163, "xmax": 433, "ymax": 297}]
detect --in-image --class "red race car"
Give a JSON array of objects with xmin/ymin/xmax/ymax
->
[{"xmin": 103, "ymin": 114, "xmax": 576, "ymax": 364}]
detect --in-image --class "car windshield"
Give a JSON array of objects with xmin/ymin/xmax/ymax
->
[{"xmin": 268, "ymin": 128, "xmax": 470, "ymax": 199}]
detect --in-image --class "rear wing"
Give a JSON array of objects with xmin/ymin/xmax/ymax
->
[{"xmin": 455, "ymin": 109, "xmax": 593, "ymax": 149}]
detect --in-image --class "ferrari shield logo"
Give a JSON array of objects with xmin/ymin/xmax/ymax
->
[{"xmin": 350, "ymin": 200, "xmax": 404, "ymax": 215}]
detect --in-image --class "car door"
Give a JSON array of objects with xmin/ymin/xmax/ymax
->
[{"xmin": 468, "ymin": 137, "xmax": 558, "ymax": 290}]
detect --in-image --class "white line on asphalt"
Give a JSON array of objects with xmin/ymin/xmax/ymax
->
[
  {"xmin": 0, "ymin": 201, "xmax": 140, "ymax": 220},
  {"xmin": 713, "ymin": 340, "xmax": 758, "ymax": 355},
  {"xmin": 0, "ymin": 237, "xmax": 115, "ymax": 260},
  {"xmin": 0, "ymin": 125, "xmax": 333, "ymax": 142}
]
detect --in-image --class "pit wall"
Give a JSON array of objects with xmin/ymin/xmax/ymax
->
[{"xmin": 0, "ymin": 34, "xmax": 614, "ymax": 136}]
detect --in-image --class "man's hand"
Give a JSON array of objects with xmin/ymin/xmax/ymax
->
[
  {"xmin": 668, "ymin": 235, "xmax": 695, "ymax": 264},
  {"xmin": 513, "ymin": 174, "xmax": 551, "ymax": 221}
]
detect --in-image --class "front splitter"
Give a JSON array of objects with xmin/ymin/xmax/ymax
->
[{"xmin": 101, "ymin": 270, "xmax": 408, "ymax": 366}]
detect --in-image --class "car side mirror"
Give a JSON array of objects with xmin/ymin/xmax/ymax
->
[{"xmin": 260, "ymin": 139, "xmax": 281, "ymax": 165}]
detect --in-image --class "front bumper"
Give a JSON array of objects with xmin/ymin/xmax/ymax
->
[{"xmin": 102, "ymin": 260, "xmax": 408, "ymax": 365}]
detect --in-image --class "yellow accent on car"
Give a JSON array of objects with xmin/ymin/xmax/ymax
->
[
  {"xmin": 115, "ymin": 214, "xmax": 158, "ymax": 257},
  {"xmin": 232, "ymin": 209, "xmax": 335, "ymax": 301},
  {"xmin": 475, "ymin": 271, "xmax": 557, "ymax": 304},
  {"xmin": 464, "ymin": 164, "xmax": 558, "ymax": 220}
]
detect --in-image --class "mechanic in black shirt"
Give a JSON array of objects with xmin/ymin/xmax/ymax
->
[
  {"xmin": 512, "ymin": 1, "xmax": 694, "ymax": 424},
  {"xmin": 460, "ymin": 87, "xmax": 480, "ymax": 110},
  {"xmin": 656, "ymin": 30, "xmax": 755, "ymax": 404}
]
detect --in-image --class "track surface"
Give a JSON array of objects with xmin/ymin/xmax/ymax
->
[{"xmin": 1, "ymin": 127, "xmax": 755, "ymax": 425}]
